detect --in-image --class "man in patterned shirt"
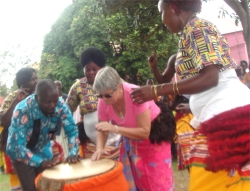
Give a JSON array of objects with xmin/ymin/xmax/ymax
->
[{"xmin": 6, "ymin": 79, "xmax": 79, "ymax": 191}]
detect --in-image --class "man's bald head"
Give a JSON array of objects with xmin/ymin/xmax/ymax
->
[
  {"xmin": 35, "ymin": 79, "xmax": 59, "ymax": 116},
  {"xmin": 35, "ymin": 79, "xmax": 57, "ymax": 96}
]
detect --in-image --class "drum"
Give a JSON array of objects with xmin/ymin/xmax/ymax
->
[{"xmin": 35, "ymin": 158, "xmax": 129, "ymax": 191}]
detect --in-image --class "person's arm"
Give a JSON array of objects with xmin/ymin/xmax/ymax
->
[
  {"xmin": 6, "ymin": 109, "xmax": 44, "ymax": 167},
  {"xmin": 0, "ymin": 89, "xmax": 29, "ymax": 128},
  {"xmin": 131, "ymin": 24, "xmax": 223, "ymax": 104},
  {"xmin": 131, "ymin": 64, "xmax": 219, "ymax": 104},
  {"xmin": 149, "ymin": 53, "xmax": 176, "ymax": 84},
  {"xmin": 91, "ymin": 123, "xmax": 109, "ymax": 161},
  {"xmin": 60, "ymin": 101, "xmax": 79, "ymax": 157},
  {"xmin": 92, "ymin": 109, "xmax": 151, "ymax": 162},
  {"xmin": 95, "ymin": 109, "xmax": 151, "ymax": 140},
  {"xmin": 66, "ymin": 81, "xmax": 80, "ymax": 113}
]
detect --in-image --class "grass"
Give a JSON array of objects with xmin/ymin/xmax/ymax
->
[
  {"xmin": 0, "ymin": 161, "xmax": 189, "ymax": 191},
  {"xmin": 0, "ymin": 174, "xmax": 10, "ymax": 191}
]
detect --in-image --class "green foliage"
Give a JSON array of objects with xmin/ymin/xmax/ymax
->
[
  {"xmin": 40, "ymin": 0, "xmax": 179, "ymax": 89},
  {"xmin": 0, "ymin": 83, "xmax": 9, "ymax": 98}
]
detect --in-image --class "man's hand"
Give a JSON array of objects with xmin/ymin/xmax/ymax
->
[
  {"xmin": 40, "ymin": 154, "xmax": 60, "ymax": 169},
  {"xmin": 65, "ymin": 155, "xmax": 81, "ymax": 163}
]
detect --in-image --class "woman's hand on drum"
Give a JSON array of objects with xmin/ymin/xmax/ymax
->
[
  {"xmin": 40, "ymin": 154, "xmax": 60, "ymax": 169},
  {"xmin": 92, "ymin": 149, "xmax": 108, "ymax": 161},
  {"xmin": 65, "ymin": 155, "xmax": 81, "ymax": 163}
]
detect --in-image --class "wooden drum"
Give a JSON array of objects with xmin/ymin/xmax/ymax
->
[{"xmin": 35, "ymin": 158, "xmax": 129, "ymax": 191}]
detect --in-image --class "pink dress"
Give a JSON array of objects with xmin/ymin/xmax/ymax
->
[{"xmin": 98, "ymin": 82, "xmax": 175, "ymax": 191}]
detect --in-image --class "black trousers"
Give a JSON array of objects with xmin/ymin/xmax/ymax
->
[{"xmin": 12, "ymin": 160, "xmax": 43, "ymax": 191}]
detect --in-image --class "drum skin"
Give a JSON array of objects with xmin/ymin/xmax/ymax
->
[{"xmin": 35, "ymin": 161, "xmax": 129, "ymax": 191}]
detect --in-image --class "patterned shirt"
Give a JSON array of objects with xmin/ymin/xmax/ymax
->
[
  {"xmin": 0, "ymin": 90, "xmax": 19, "ymax": 116},
  {"xmin": 66, "ymin": 77, "xmax": 98, "ymax": 116},
  {"xmin": 6, "ymin": 94, "xmax": 79, "ymax": 167},
  {"xmin": 176, "ymin": 17, "xmax": 236, "ymax": 79}
]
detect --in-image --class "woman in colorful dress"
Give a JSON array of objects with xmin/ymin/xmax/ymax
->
[
  {"xmin": 131, "ymin": 0, "xmax": 250, "ymax": 190},
  {"xmin": 92, "ymin": 66, "xmax": 176, "ymax": 191},
  {"xmin": 0, "ymin": 68, "xmax": 38, "ymax": 191},
  {"xmin": 66, "ymin": 47, "xmax": 121, "ymax": 160}
]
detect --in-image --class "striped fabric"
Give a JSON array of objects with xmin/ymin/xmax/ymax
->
[
  {"xmin": 175, "ymin": 113, "xmax": 195, "ymax": 170},
  {"xmin": 83, "ymin": 142, "xmax": 121, "ymax": 161},
  {"xmin": 176, "ymin": 17, "xmax": 236, "ymax": 79},
  {"xmin": 175, "ymin": 16, "xmax": 250, "ymax": 191}
]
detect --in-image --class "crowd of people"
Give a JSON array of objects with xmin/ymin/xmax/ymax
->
[{"xmin": 0, "ymin": 0, "xmax": 249, "ymax": 191}]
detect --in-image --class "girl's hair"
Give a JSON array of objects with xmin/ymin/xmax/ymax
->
[
  {"xmin": 163, "ymin": 0, "xmax": 202, "ymax": 14},
  {"xmin": 93, "ymin": 66, "xmax": 122, "ymax": 93},
  {"xmin": 150, "ymin": 101, "xmax": 176, "ymax": 144}
]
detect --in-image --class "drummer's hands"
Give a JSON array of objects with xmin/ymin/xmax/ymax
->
[
  {"xmin": 130, "ymin": 86, "xmax": 154, "ymax": 104},
  {"xmin": 95, "ymin": 122, "xmax": 114, "ymax": 133},
  {"xmin": 65, "ymin": 155, "xmax": 81, "ymax": 163},
  {"xmin": 91, "ymin": 149, "xmax": 108, "ymax": 161},
  {"xmin": 148, "ymin": 52, "xmax": 157, "ymax": 68},
  {"xmin": 40, "ymin": 154, "xmax": 60, "ymax": 169}
]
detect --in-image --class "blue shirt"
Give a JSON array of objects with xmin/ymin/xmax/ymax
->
[{"xmin": 6, "ymin": 94, "xmax": 79, "ymax": 167}]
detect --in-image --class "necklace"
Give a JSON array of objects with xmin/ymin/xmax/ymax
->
[
  {"xmin": 113, "ymin": 102, "xmax": 124, "ymax": 119},
  {"xmin": 119, "ymin": 112, "xmax": 124, "ymax": 119}
]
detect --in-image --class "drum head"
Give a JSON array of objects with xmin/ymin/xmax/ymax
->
[{"xmin": 42, "ymin": 158, "xmax": 115, "ymax": 180}]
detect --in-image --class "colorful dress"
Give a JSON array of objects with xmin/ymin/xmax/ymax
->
[
  {"xmin": 175, "ymin": 113, "xmax": 194, "ymax": 170},
  {"xmin": 98, "ymin": 82, "xmax": 175, "ymax": 191},
  {"xmin": 176, "ymin": 16, "xmax": 250, "ymax": 191},
  {"xmin": 66, "ymin": 78, "xmax": 121, "ymax": 160},
  {"xmin": 0, "ymin": 90, "xmax": 21, "ymax": 190}
]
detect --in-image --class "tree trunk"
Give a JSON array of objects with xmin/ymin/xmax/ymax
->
[{"xmin": 224, "ymin": 0, "xmax": 250, "ymax": 62}]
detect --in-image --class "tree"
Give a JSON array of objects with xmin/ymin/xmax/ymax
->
[
  {"xmin": 39, "ymin": 2, "xmax": 83, "ymax": 92},
  {"xmin": 221, "ymin": 0, "xmax": 250, "ymax": 61},
  {"xmin": 40, "ymin": 0, "xmax": 178, "ymax": 88},
  {"xmin": 0, "ymin": 82, "xmax": 9, "ymax": 98},
  {"xmin": 0, "ymin": 44, "xmax": 39, "ymax": 89},
  {"xmin": 97, "ymin": 0, "xmax": 250, "ymax": 61}
]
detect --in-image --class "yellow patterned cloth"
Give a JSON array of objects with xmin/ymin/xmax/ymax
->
[
  {"xmin": 0, "ymin": 90, "xmax": 18, "ymax": 115},
  {"xmin": 0, "ymin": 91, "xmax": 21, "ymax": 190},
  {"xmin": 66, "ymin": 78, "xmax": 97, "ymax": 115},
  {"xmin": 189, "ymin": 166, "xmax": 250, "ymax": 191},
  {"xmin": 176, "ymin": 17, "xmax": 236, "ymax": 80}
]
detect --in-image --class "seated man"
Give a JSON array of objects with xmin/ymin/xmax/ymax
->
[{"xmin": 6, "ymin": 79, "xmax": 80, "ymax": 191}]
